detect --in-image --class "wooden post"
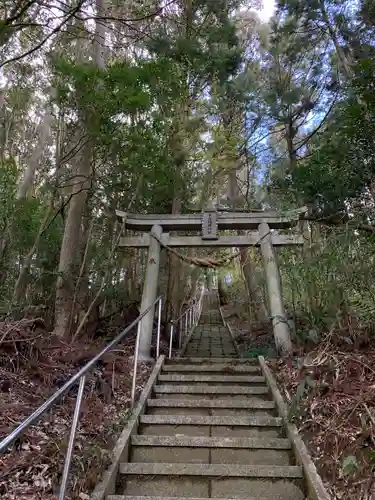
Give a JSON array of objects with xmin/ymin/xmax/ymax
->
[
  {"xmin": 138, "ymin": 224, "xmax": 162, "ymax": 362},
  {"xmin": 259, "ymin": 222, "xmax": 292, "ymax": 356}
]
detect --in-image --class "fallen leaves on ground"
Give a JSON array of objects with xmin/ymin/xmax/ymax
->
[
  {"xmin": 272, "ymin": 342, "xmax": 375, "ymax": 500},
  {"xmin": 0, "ymin": 318, "xmax": 170, "ymax": 499},
  {"xmin": 222, "ymin": 303, "xmax": 375, "ymax": 499}
]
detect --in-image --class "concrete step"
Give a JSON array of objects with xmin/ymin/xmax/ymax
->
[
  {"xmin": 147, "ymin": 398, "xmax": 276, "ymax": 416},
  {"xmin": 184, "ymin": 351, "xmax": 238, "ymax": 356},
  {"xmin": 184, "ymin": 341, "xmax": 234, "ymax": 344},
  {"xmin": 167, "ymin": 358, "xmax": 257, "ymax": 364},
  {"xmin": 188, "ymin": 334, "xmax": 231, "ymax": 337},
  {"xmin": 162, "ymin": 364, "xmax": 261, "ymax": 373},
  {"xmin": 109, "ymin": 496, "xmax": 299, "ymax": 500},
  {"xmin": 183, "ymin": 343, "xmax": 234, "ymax": 346},
  {"xmin": 183, "ymin": 348, "xmax": 236, "ymax": 352},
  {"xmin": 139, "ymin": 415, "xmax": 282, "ymax": 427},
  {"xmin": 185, "ymin": 347, "xmax": 235, "ymax": 350},
  {"xmin": 188, "ymin": 333, "xmax": 229, "ymax": 336},
  {"xmin": 185, "ymin": 345, "xmax": 234, "ymax": 349},
  {"xmin": 153, "ymin": 393, "xmax": 272, "ymax": 403},
  {"xmin": 183, "ymin": 348, "xmax": 236, "ymax": 351},
  {"xmin": 193, "ymin": 327, "xmax": 226, "ymax": 331},
  {"xmin": 130, "ymin": 444, "xmax": 292, "ymax": 466},
  {"xmin": 184, "ymin": 346, "xmax": 236, "ymax": 349},
  {"xmin": 119, "ymin": 462, "xmax": 303, "ymax": 478},
  {"xmin": 154, "ymin": 385, "xmax": 269, "ymax": 395},
  {"xmin": 121, "ymin": 476, "xmax": 305, "ymax": 499},
  {"xmin": 147, "ymin": 398, "xmax": 275, "ymax": 409},
  {"xmin": 158, "ymin": 374, "xmax": 265, "ymax": 384},
  {"xmin": 131, "ymin": 435, "xmax": 291, "ymax": 449},
  {"xmin": 183, "ymin": 353, "xmax": 238, "ymax": 358},
  {"xmin": 184, "ymin": 352, "xmax": 238, "ymax": 356}
]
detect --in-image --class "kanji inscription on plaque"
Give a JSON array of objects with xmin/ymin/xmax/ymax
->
[{"xmin": 202, "ymin": 207, "xmax": 218, "ymax": 240}]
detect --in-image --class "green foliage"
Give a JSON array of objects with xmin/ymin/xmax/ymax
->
[
  {"xmin": 279, "ymin": 228, "xmax": 375, "ymax": 333},
  {"xmin": 53, "ymin": 58, "xmax": 153, "ymax": 128},
  {"xmin": 0, "ymin": 159, "xmax": 17, "ymax": 229},
  {"xmin": 247, "ymin": 346, "xmax": 276, "ymax": 358},
  {"xmin": 273, "ymin": 60, "xmax": 375, "ymax": 215},
  {"xmin": 146, "ymin": 0, "xmax": 243, "ymax": 85},
  {"xmin": 12, "ymin": 199, "xmax": 42, "ymax": 248},
  {"xmin": 342, "ymin": 455, "xmax": 359, "ymax": 476}
]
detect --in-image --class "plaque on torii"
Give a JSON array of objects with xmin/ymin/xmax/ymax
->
[{"xmin": 201, "ymin": 203, "xmax": 218, "ymax": 240}]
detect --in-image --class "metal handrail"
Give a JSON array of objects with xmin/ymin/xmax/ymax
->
[
  {"xmin": 0, "ymin": 295, "xmax": 163, "ymax": 499},
  {"xmin": 168, "ymin": 288, "xmax": 204, "ymax": 358}
]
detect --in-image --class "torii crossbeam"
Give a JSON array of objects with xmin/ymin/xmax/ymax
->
[{"xmin": 116, "ymin": 207, "xmax": 307, "ymax": 232}]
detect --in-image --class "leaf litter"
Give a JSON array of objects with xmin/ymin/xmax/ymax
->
[
  {"xmin": 0, "ymin": 317, "xmax": 171, "ymax": 499},
  {"xmin": 222, "ymin": 302, "xmax": 375, "ymax": 500},
  {"xmin": 271, "ymin": 339, "xmax": 375, "ymax": 500}
]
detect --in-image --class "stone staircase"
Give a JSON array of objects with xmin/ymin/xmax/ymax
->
[
  {"xmin": 182, "ymin": 294, "xmax": 237, "ymax": 358},
  {"xmin": 93, "ymin": 293, "xmax": 329, "ymax": 500}
]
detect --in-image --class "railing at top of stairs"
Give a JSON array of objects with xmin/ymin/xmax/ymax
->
[{"xmin": 168, "ymin": 286, "xmax": 204, "ymax": 358}]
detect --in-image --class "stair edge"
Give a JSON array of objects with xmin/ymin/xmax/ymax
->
[
  {"xmin": 131, "ymin": 435, "xmax": 291, "ymax": 449},
  {"xmin": 259, "ymin": 356, "xmax": 331, "ymax": 500},
  {"xmin": 139, "ymin": 414, "xmax": 282, "ymax": 426},
  {"xmin": 119, "ymin": 462, "xmax": 303, "ymax": 478}
]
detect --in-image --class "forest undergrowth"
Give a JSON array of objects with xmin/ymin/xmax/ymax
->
[
  {"xmin": 0, "ymin": 313, "xmax": 170, "ymax": 500},
  {"xmin": 223, "ymin": 301, "xmax": 375, "ymax": 500}
]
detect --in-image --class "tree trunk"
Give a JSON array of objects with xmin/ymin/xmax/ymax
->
[
  {"xmin": 319, "ymin": 0, "xmax": 353, "ymax": 79},
  {"xmin": 100, "ymin": 217, "xmax": 118, "ymax": 316},
  {"xmin": 54, "ymin": 0, "xmax": 107, "ymax": 337},
  {"xmin": 239, "ymin": 249, "xmax": 268, "ymax": 322},
  {"xmin": 189, "ymin": 266, "xmax": 200, "ymax": 301},
  {"xmin": 12, "ymin": 108, "xmax": 64, "ymax": 306},
  {"xmin": 12, "ymin": 201, "xmax": 54, "ymax": 307},
  {"xmin": 69, "ymin": 214, "xmax": 94, "ymax": 331},
  {"xmin": 165, "ymin": 197, "xmax": 183, "ymax": 324},
  {"xmin": 227, "ymin": 170, "xmax": 267, "ymax": 320},
  {"xmin": 286, "ymin": 118, "xmax": 297, "ymax": 171},
  {"xmin": 0, "ymin": 226, "xmax": 12, "ymax": 286},
  {"xmin": 206, "ymin": 270, "xmax": 213, "ymax": 291},
  {"xmin": 17, "ymin": 103, "xmax": 54, "ymax": 200},
  {"xmin": 218, "ymin": 276, "xmax": 229, "ymax": 305},
  {"xmin": 54, "ymin": 141, "xmax": 93, "ymax": 337}
]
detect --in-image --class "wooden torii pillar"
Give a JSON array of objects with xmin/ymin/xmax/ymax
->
[
  {"xmin": 259, "ymin": 222, "xmax": 292, "ymax": 356},
  {"xmin": 138, "ymin": 224, "xmax": 162, "ymax": 361}
]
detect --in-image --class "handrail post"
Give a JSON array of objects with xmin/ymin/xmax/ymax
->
[
  {"xmin": 169, "ymin": 322, "xmax": 174, "ymax": 358},
  {"xmin": 179, "ymin": 318, "xmax": 182, "ymax": 349},
  {"xmin": 156, "ymin": 298, "xmax": 162, "ymax": 358},
  {"xmin": 131, "ymin": 323, "xmax": 141, "ymax": 407},
  {"xmin": 59, "ymin": 375, "xmax": 86, "ymax": 500}
]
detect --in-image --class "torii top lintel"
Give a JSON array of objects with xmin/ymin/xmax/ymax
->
[{"xmin": 115, "ymin": 206, "xmax": 307, "ymax": 232}]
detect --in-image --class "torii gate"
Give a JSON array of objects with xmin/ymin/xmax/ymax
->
[{"xmin": 116, "ymin": 206, "xmax": 307, "ymax": 360}]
